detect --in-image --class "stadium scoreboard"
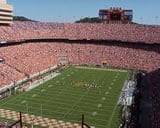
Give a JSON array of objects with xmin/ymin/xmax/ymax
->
[{"xmin": 99, "ymin": 7, "xmax": 133, "ymax": 24}]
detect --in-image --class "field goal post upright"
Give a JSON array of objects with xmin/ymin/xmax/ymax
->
[
  {"xmin": 82, "ymin": 114, "xmax": 91, "ymax": 128},
  {"xmin": 9, "ymin": 112, "xmax": 23, "ymax": 128}
]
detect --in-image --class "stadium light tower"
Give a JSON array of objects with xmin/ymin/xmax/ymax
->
[{"xmin": 0, "ymin": 0, "xmax": 13, "ymax": 24}]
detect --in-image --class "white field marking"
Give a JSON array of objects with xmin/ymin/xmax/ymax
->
[
  {"xmin": 62, "ymin": 90, "xmax": 89, "ymax": 118},
  {"xmin": 13, "ymin": 87, "xmax": 116, "ymax": 126},
  {"xmin": 107, "ymin": 103, "xmax": 118, "ymax": 128},
  {"xmin": 41, "ymin": 89, "xmax": 46, "ymax": 92},
  {"xmin": 21, "ymin": 100, "xmax": 26, "ymax": 104},
  {"xmin": 48, "ymin": 85, "xmax": 53, "ymax": 88},
  {"xmin": 46, "ymin": 80, "xmax": 72, "ymax": 104},
  {"xmin": 105, "ymin": 91, "xmax": 109, "ymax": 95},
  {"xmin": 35, "ymin": 86, "xmax": 110, "ymax": 97},
  {"xmin": 46, "ymin": 95, "xmax": 103, "ymax": 104},
  {"xmin": 75, "ymin": 66, "xmax": 128, "ymax": 72},
  {"xmin": 108, "ymin": 87, "xmax": 112, "ymax": 90},
  {"xmin": 25, "ymin": 73, "xmax": 60, "ymax": 92},
  {"xmin": 14, "ymin": 95, "xmax": 116, "ymax": 110},
  {"xmin": 92, "ymin": 111, "xmax": 97, "ymax": 116},
  {"xmin": 32, "ymin": 94, "xmax": 37, "ymax": 98},
  {"xmin": 4, "ymin": 80, "xmax": 116, "ymax": 119},
  {"xmin": 107, "ymin": 71, "xmax": 124, "ymax": 128},
  {"xmin": 98, "ymin": 89, "xmax": 102, "ymax": 95},
  {"xmin": 32, "ymin": 89, "xmax": 115, "ymax": 104},
  {"xmin": 97, "ymin": 104, "xmax": 102, "ymax": 108},
  {"xmin": 102, "ymin": 97, "xmax": 106, "ymax": 100},
  {"xmin": 5, "ymin": 101, "xmax": 112, "ymax": 118},
  {"xmin": 47, "ymin": 95, "xmax": 114, "ymax": 107},
  {"xmin": 49, "ymin": 97, "xmax": 114, "ymax": 110},
  {"xmin": 113, "ymin": 79, "xmax": 116, "ymax": 82}
]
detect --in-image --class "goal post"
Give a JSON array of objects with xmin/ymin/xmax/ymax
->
[
  {"xmin": 9, "ymin": 112, "xmax": 23, "ymax": 128},
  {"xmin": 82, "ymin": 114, "xmax": 91, "ymax": 128}
]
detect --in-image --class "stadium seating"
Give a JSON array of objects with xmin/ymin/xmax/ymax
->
[
  {"xmin": 0, "ymin": 21, "xmax": 160, "ymax": 127},
  {"xmin": 0, "ymin": 41, "xmax": 159, "ymax": 87},
  {"xmin": 0, "ymin": 22, "xmax": 160, "ymax": 43}
]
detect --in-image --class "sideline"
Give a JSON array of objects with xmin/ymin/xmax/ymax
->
[
  {"xmin": 75, "ymin": 66, "xmax": 128, "ymax": 72},
  {"xmin": 25, "ymin": 73, "xmax": 60, "ymax": 92}
]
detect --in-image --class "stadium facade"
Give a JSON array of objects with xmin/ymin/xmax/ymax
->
[{"xmin": 0, "ymin": 0, "xmax": 13, "ymax": 24}]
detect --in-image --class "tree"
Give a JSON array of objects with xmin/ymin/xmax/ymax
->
[{"xmin": 75, "ymin": 17, "xmax": 101, "ymax": 23}]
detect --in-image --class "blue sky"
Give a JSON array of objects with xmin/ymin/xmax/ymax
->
[{"xmin": 8, "ymin": 0, "xmax": 160, "ymax": 24}]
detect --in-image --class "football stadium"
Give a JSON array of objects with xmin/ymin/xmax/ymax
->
[{"xmin": 0, "ymin": 0, "xmax": 160, "ymax": 128}]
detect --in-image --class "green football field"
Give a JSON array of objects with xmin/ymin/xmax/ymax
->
[{"xmin": 0, "ymin": 66, "xmax": 130, "ymax": 128}]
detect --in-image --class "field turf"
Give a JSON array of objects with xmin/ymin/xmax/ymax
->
[{"xmin": 0, "ymin": 66, "xmax": 130, "ymax": 128}]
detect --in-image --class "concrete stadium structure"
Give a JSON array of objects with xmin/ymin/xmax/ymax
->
[{"xmin": 0, "ymin": 0, "xmax": 13, "ymax": 24}]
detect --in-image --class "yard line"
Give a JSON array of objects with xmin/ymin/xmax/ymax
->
[
  {"xmin": 5, "ymin": 101, "xmax": 112, "ymax": 119},
  {"xmin": 0, "ymin": 67, "xmax": 129, "ymax": 128},
  {"xmin": 0, "ymin": 95, "xmax": 22, "ymax": 106},
  {"xmin": 42, "ymin": 95, "xmax": 103, "ymax": 104},
  {"xmin": 62, "ymin": 90, "xmax": 89, "ymax": 119},
  {"xmin": 3, "ymin": 93, "xmax": 116, "ymax": 117},
  {"xmin": 76, "ymin": 66, "xmax": 128, "ymax": 72},
  {"xmin": 32, "ymin": 89, "xmax": 117, "ymax": 102},
  {"xmin": 32, "ymin": 88, "xmax": 119, "ymax": 99},
  {"xmin": 30, "ymin": 97, "xmax": 114, "ymax": 112},
  {"xmin": 107, "ymin": 102, "xmax": 118, "ymax": 128}
]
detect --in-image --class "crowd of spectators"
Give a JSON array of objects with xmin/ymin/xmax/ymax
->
[
  {"xmin": 0, "ymin": 21, "xmax": 160, "ymax": 43},
  {"xmin": 0, "ymin": 63, "xmax": 25, "ymax": 87},
  {"xmin": 0, "ymin": 21, "xmax": 160, "ymax": 128},
  {"xmin": 0, "ymin": 41, "xmax": 159, "ymax": 88},
  {"xmin": 0, "ymin": 43, "xmax": 58, "ymax": 87}
]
